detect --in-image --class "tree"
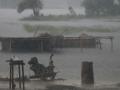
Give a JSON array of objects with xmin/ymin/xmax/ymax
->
[
  {"xmin": 82, "ymin": 0, "xmax": 115, "ymax": 16},
  {"xmin": 68, "ymin": 6, "xmax": 77, "ymax": 16},
  {"xmin": 113, "ymin": 0, "xmax": 120, "ymax": 15},
  {"xmin": 17, "ymin": 0, "xmax": 43, "ymax": 16}
]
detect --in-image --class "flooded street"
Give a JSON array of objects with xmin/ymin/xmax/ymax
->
[{"xmin": 0, "ymin": 9, "xmax": 120, "ymax": 89}]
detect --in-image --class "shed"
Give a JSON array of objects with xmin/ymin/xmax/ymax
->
[
  {"xmin": 63, "ymin": 34, "xmax": 96, "ymax": 48},
  {"xmin": 0, "ymin": 37, "xmax": 53, "ymax": 52}
]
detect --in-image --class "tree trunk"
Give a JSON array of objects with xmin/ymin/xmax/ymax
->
[{"xmin": 33, "ymin": 8, "xmax": 39, "ymax": 16}]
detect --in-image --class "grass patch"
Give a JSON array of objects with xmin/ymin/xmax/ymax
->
[
  {"xmin": 23, "ymin": 24, "xmax": 115, "ymax": 36},
  {"xmin": 20, "ymin": 14, "xmax": 120, "ymax": 22},
  {"xmin": 20, "ymin": 15, "xmax": 85, "ymax": 21}
]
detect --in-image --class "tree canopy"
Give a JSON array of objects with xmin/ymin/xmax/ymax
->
[
  {"xmin": 82, "ymin": 0, "xmax": 120, "ymax": 16},
  {"xmin": 17, "ymin": 0, "xmax": 43, "ymax": 16}
]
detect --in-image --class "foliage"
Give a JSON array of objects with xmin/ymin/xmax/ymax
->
[
  {"xmin": 23, "ymin": 24, "xmax": 114, "ymax": 37},
  {"xmin": 82, "ymin": 0, "xmax": 120, "ymax": 16},
  {"xmin": 17, "ymin": 0, "xmax": 43, "ymax": 16}
]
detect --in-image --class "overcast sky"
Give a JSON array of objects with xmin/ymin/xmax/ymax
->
[{"xmin": 43, "ymin": 0, "xmax": 82, "ymax": 8}]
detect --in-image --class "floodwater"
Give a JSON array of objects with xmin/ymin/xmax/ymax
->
[{"xmin": 0, "ymin": 9, "xmax": 120, "ymax": 89}]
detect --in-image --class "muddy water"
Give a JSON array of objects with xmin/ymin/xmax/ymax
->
[{"xmin": 0, "ymin": 9, "xmax": 120, "ymax": 89}]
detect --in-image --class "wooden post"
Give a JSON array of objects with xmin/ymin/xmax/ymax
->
[
  {"xmin": 81, "ymin": 61, "xmax": 94, "ymax": 86},
  {"xmin": 99, "ymin": 39, "xmax": 102, "ymax": 49},
  {"xmin": 18, "ymin": 65, "xmax": 21, "ymax": 89},
  {"xmin": 110, "ymin": 37, "xmax": 113, "ymax": 51},
  {"xmin": 41, "ymin": 40, "xmax": 43, "ymax": 52},
  {"xmin": 96, "ymin": 39, "xmax": 99, "ymax": 48},
  {"xmin": 22, "ymin": 64, "xmax": 25, "ymax": 90},
  {"xmin": 9, "ymin": 63, "xmax": 12, "ymax": 89},
  {"xmin": 80, "ymin": 38, "xmax": 84, "ymax": 52},
  {"xmin": 9, "ymin": 39, "xmax": 12, "ymax": 52},
  {"xmin": 11, "ymin": 63, "xmax": 14, "ymax": 89}
]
